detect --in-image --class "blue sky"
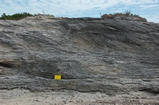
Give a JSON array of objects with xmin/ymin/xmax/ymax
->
[{"xmin": 0, "ymin": 0, "xmax": 159, "ymax": 23}]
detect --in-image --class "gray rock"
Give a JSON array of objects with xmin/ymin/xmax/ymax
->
[{"xmin": 0, "ymin": 16, "xmax": 159, "ymax": 96}]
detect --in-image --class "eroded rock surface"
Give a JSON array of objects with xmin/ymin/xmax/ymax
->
[{"xmin": 0, "ymin": 16, "xmax": 159, "ymax": 103}]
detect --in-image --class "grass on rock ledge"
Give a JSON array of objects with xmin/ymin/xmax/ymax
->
[{"xmin": 101, "ymin": 11, "xmax": 147, "ymax": 22}]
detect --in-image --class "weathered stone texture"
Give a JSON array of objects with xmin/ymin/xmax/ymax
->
[{"xmin": 0, "ymin": 16, "xmax": 159, "ymax": 97}]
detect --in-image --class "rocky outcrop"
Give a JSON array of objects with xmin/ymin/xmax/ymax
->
[
  {"xmin": 101, "ymin": 14, "xmax": 147, "ymax": 22},
  {"xmin": 0, "ymin": 16, "xmax": 159, "ymax": 98}
]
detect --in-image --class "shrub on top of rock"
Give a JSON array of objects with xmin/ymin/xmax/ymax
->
[
  {"xmin": 0, "ymin": 12, "xmax": 33, "ymax": 20},
  {"xmin": 101, "ymin": 11, "xmax": 147, "ymax": 22}
]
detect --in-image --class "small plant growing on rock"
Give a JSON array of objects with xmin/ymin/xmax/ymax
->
[{"xmin": 124, "ymin": 10, "xmax": 131, "ymax": 16}]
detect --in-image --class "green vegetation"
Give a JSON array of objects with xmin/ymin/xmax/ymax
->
[
  {"xmin": 101, "ymin": 10, "xmax": 147, "ymax": 22},
  {"xmin": 124, "ymin": 10, "xmax": 131, "ymax": 16},
  {"xmin": 123, "ymin": 10, "xmax": 140, "ymax": 17},
  {"xmin": 0, "ymin": 12, "xmax": 33, "ymax": 20},
  {"xmin": 101, "ymin": 10, "xmax": 140, "ymax": 18},
  {"xmin": 0, "ymin": 11, "xmax": 146, "ymax": 22}
]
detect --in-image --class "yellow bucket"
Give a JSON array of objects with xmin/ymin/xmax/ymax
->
[{"xmin": 54, "ymin": 75, "xmax": 61, "ymax": 80}]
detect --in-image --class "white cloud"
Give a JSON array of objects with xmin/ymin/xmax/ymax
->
[
  {"xmin": 0, "ymin": 0, "xmax": 159, "ymax": 22},
  {"xmin": 120, "ymin": 0, "xmax": 159, "ymax": 5},
  {"xmin": 139, "ymin": 4, "xmax": 159, "ymax": 9},
  {"xmin": 143, "ymin": 13, "xmax": 159, "ymax": 23}
]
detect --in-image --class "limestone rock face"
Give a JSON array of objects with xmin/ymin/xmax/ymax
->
[{"xmin": 0, "ymin": 16, "xmax": 159, "ymax": 96}]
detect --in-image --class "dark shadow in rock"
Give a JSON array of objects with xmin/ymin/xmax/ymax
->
[
  {"xmin": 0, "ymin": 62, "xmax": 13, "ymax": 68},
  {"xmin": 139, "ymin": 88, "xmax": 159, "ymax": 95}
]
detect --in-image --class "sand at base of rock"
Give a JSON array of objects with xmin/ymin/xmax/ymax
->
[{"xmin": 0, "ymin": 89, "xmax": 159, "ymax": 105}]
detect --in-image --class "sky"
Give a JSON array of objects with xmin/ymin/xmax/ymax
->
[{"xmin": 0, "ymin": 0, "xmax": 159, "ymax": 23}]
